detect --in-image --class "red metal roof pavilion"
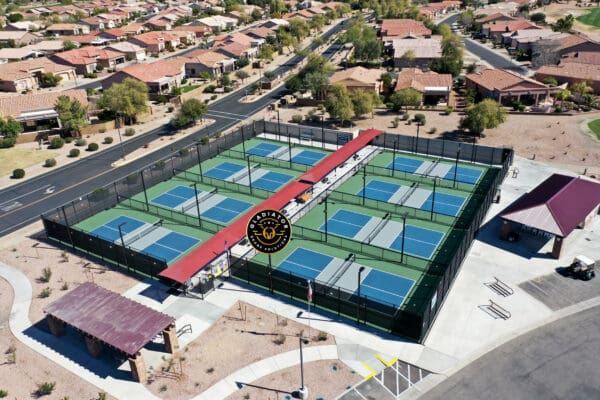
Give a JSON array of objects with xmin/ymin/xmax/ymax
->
[
  {"xmin": 43, "ymin": 282, "xmax": 175, "ymax": 356},
  {"xmin": 158, "ymin": 129, "xmax": 384, "ymax": 284},
  {"xmin": 500, "ymin": 174, "xmax": 600, "ymax": 237}
]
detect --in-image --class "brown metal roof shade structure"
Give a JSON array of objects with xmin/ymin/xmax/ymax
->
[
  {"xmin": 43, "ymin": 282, "xmax": 175, "ymax": 357},
  {"xmin": 499, "ymin": 174, "xmax": 600, "ymax": 257}
]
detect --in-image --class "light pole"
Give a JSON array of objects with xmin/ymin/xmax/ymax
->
[
  {"xmin": 430, "ymin": 177, "xmax": 437, "ymax": 221},
  {"xmin": 191, "ymin": 182, "xmax": 202, "ymax": 228},
  {"xmin": 195, "ymin": 141, "xmax": 204, "ymax": 181},
  {"xmin": 322, "ymin": 196, "xmax": 329, "ymax": 241},
  {"xmin": 321, "ymin": 114, "xmax": 325, "ymax": 150},
  {"xmin": 356, "ymin": 266, "xmax": 365, "ymax": 325},
  {"xmin": 453, "ymin": 145, "xmax": 461, "ymax": 188},
  {"xmin": 298, "ymin": 336, "xmax": 309, "ymax": 400},
  {"xmin": 117, "ymin": 221, "xmax": 129, "ymax": 271},
  {"xmin": 277, "ymin": 108, "xmax": 281, "ymax": 141},
  {"xmin": 116, "ymin": 112, "xmax": 125, "ymax": 160},
  {"xmin": 400, "ymin": 215, "xmax": 406, "ymax": 264}
]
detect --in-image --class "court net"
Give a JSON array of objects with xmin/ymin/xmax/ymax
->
[
  {"xmin": 182, "ymin": 187, "xmax": 217, "ymax": 212},
  {"xmin": 366, "ymin": 213, "xmax": 391, "ymax": 244},
  {"xmin": 423, "ymin": 159, "xmax": 440, "ymax": 177},
  {"xmin": 123, "ymin": 220, "xmax": 162, "ymax": 246},
  {"xmin": 232, "ymin": 164, "xmax": 260, "ymax": 183},
  {"xmin": 398, "ymin": 182, "xmax": 417, "ymax": 206},
  {"xmin": 325, "ymin": 253, "xmax": 355, "ymax": 288},
  {"xmin": 270, "ymin": 147, "xmax": 289, "ymax": 159}
]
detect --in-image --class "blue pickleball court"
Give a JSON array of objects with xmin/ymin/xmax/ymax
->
[{"xmin": 204, "ymin": 162, "xmax": 245, "ymax": 180}]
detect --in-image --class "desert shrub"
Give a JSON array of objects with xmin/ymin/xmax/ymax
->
[
  {"xmin": 317, "ymin": 331, "xmax": 328, "ymax": 341},
  {"xmin": 224, "ymin": 86, "xmax": 233, "ymax": 93},
  {"xmin": 0, "ymin": 389, "xmax": 7, "ymax": 398},
  {"xmin": 179, "ymin": 148, "xmax": 189, "ymax": 156},
  {"xmin": 91, "ymin": 187, "xmax": 109, "ymax": 201},
  {"xmin": 103, "ymin": 137, "xmax": 113, "ymax": 144},
  {"xmin": 168, "ymin": 106, "xmax": 175, "ymax": 113},
  {"xmin": 204, "ymin": 84, "xmax": 217, "ymax": 93},
  {"xmin": 124, "ymin": 128, "xmax": 135, "ymax": 136},
  {"xmin": 214, "ymin": 130, "xmax": 222, "ymax": 138},
  {"xmin": 38, "ymin": 287, "xmax": 52, "ymax": 298},
  {"xmin": 518, "ymin": 104, "xmax": 526, "ymax": 112},
  {"xmin": 401, "ymin": 113, "xmax": 410, "ymax": 121},
  {"xmin": 0, "ymin": 138, "xmax": 16, "ymax": 148},
  {"xmin": 69, "ymin": 148, "xmax": 80, "ymax": 157},
  {"xmin": 200, "ymin": 136, "xmax": 209, "ymax": 145},
  {"xmin": 50, "ymin": 137, "xmax": 64, "ymax": 149},
  {"xmin": 154, "ymin": 160, "xmax": 166, "ymax": 169},
  {"xmin": 44, "ymin": 158, "xmax": 57, "ymax": 167},
  {"xmin": 210, "ymin": 94, "xmax": 218, "ymax": 100},
  {"xmin": 87, "ymin": 142, "xmax": 99, "ymax": 151},
  {"xmin": 40, "ymin": 267, "xmax": 52, "ymax": 282},
  {"xmin": 391, "ymin": 116, "xmax": 400, "ymax": 128},
  {"xmin": 64, "ymin": 136, "xmax": 74, "ymax": 143},
  {"xmin": 428, "ymin": 127, "xmax": 437, "ymax": 135},
  {"xmin": 273, "ymin": 334, "xmax": 286, "ymax": 345},
  {"xmin": 445, "ymin": 105, "xmax": 454, "ymax": 115},
  {"xmin": 35, "ymin": 382, "xmax": 55, "ymax": 396},
  {"xmin": 75, "ymin": 138, "xmax": 86, "ymax": 147},
  {"xmin": 291, "ymin": 115, "xmax": 303, "ymax": 123},
  {"xmin": 12, "ymin": 169, "xmax": 25, "ymax": 179},
  {"xmin": 61, "ymin": 282, "xmax": 69, "ymax": 290},
  {"xmin": 156, "ymin": 95, "xmax": 168, "ymax": 104}
]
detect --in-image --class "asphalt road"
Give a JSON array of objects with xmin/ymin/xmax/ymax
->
[
  {"xmin": 0, "ymin": 21, "xmax": 346, "ymax": 237},
  {"xmin": 420, "ymin": 306, "xmax": 600, "ymax": 400},
  {"xmin": 437, "ymin": 13, "xmax": 529, "ymax": 74}
]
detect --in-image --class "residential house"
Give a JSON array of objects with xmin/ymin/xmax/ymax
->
[
  {"xmin": 79, "ymin": 17, "xmax": 109, "ymax": 31},
  {"xmin": 481, "ymin": 19, "xmax": 539, "ymax": 42},
  {"xmin": 0, "ymin": 89, "xmax": 88, "ymax": 132},
  {"xmin": 97, "ymin": 13, "xmax": 124, "ymax": 27},
  {"xmin": 195, "ymin": 16, "xmax": 238, "ymax": 32},
  {"xmin": 0, "ymin": 57, "xmax": 76, "ymax": 92},
  {"xmin": 535, "ymin": 61, "xmax": 600, "ymax": 95},
  {"xmin": 60, "ymin": 34, "xmax": 109, "ymax": 47},
  {"xmin": 244, "ymin": 26, "xmax": 276, "ymax": 40},
  {"xmin": 122, "ymin": 22, "xmax": 147, "ymax": 36},
  {"xmin": 214, "ymin": 32, "xmax": 264, "ymax": 48},
  {"xmin": 531, "ymin": 34, "xmax": 600, "ymax": 67},
  {"xmin": 394, "ymin": 68, "xmax": 452, "ymax": 105},
  {"xmin": 476, "ymin": 12, "xmax": 515, "ymax": 24},
  {"xmin": 390, "ymin": 37, "xmax": 442, "ymax": 69},
  {"xmin": 0, "ymin": 48, "xmax": 43, "ymax": 63},
  {"xmin": 169, "ymin": 30, "xmax": 196, "ymax": 46},
  {"xmin": 51, "ymin": 46, "xmax": 126, "ymax": 74},
  {"xmin": 144, "ymin": 19, "xmax": 172, "ymax": 31},
  {"xmin": 329, "ymin": 66, "xmax": 384, "ymax": 93},
  {"xmin": 0, "ymin": 31, "xmax": 40, "ymax": 47},
  {"xmin": 24, "ymin": 40, "xmax": 70, "ymax": 55},
  {"xmin": 466, "ymin": 68, "xmax": 558, "ymax": 106},
  {"xmin": 46, "ymin": 24, "xmax": 90, "ymax": 36},
  {"xmin": 214, "ymin": 41, "xmax": 258, "ymax": 59},
  {"xmin": 420, "ymin": 1, "xmax": 461, "ymax": 18},
  {"xmin": 101, "ymin": 57, "xmax": 186, "ymax": 94},
  {"xmin": 502, "ymin": 29, "xmax": 567, "ymax": 50},
  {"xmin": 260, "ymin": 19, "xmax": 289, "ymax": 30},
  {"xmin": 173, "ymin": 25, "xmax": 211, "ymax": 39},
  {"xmin": 380, "ymin": 19, "xmax": 432, "ymax": 40},
  {"xmin": 283, "ymin": 10, "xmax": 315, "ymax": 19},
  {"xmin": 184, "ymin": 50, "xmax": 236, "ymax": 77},
  {"xmin": 106, "ymin": 41, "xmax": 146, "ymax": 61},
  {"xmin": 98, "ymin": 28, "xmax": 128, "ymax": 42},
  {"xmin": 5, "ymin": 21, "xmax": 44, "ymax": 32},
  {"xmin": 129, "ymin": 31, "xmax": 179, "ymax": 54}
]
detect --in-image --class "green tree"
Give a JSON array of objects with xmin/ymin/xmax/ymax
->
[
  {"xmin": 380, "ymin": 72, "xmax": 393, "ymax": 90},
  {"xmin": 304, "ymin": 71, "xmax": 329, "ymax": 100},
  {"xmin": 277, "ymin": 30, "xmax": 298, "ymax": 52},
  {"xmin": 0, "ymin": 116, "xmax": 23, "ymax": 139},
  {"xmin": 325, "ymin": 84, "xmax": 354, "ymax": 125},
  {"xmin": 40, "ymin": 73, "xmax": 63, "ymax": 87},
  {"xmin": 235, "ymin": 70, "xmax": 250, "ymax": 82},
  {"xmin": 288, "ymin": 17, "xmax": 310, "ymax": 41},
  {"xmin": 63, "ymin": 40, "xmax": 77, "ymax": 51},
  {"xmin": 555, "ymin": 89, "xmax": 571, "ymax": 106},
  {"xmin": 542, "ymin": 77, "xmax": 557, "ymax": 86},
  {"xmin": 220, "ymin": 72, "xmax": 231, "ymax": 87},
  {"xmin": 390, "ymin": 88, "xmax": 422, "ymax": 112},
  {"xmin": 235, "ymin": 56, "xmax": 249, "ymax": 68},
  {"xmin": 171, "ymin": 98, "xmax": 208, "ymax": 128},
  {"xmin": 55, "ymin": 95, "xmax": 88, "ymax": 137},
  {"xmin": 285, "ymin": 75, "xmax": 302, "ymax": 92},
  {"xmin": 413, "ymin": 113, "xmax": 426, "ymax": 126},
  {"xmin": 570, "ymin": 81, "xmax": 593, "ymax": 96},
  {"xmin": 258, "ymin": 44, "xmax": 275, "ymax": 61},
  {"xmin": 530, "ymin": 12, "xmax": 546, "ymax": 23},
  {"xmin": 460, "ymin": 99, "xmax": 507, "ymax": 136},
  {"xmin": 553, "ymin": 14, "xmax": 574, "ymax": 33},
  {"xmin": 431, "ymin": 31, "xmax": 464, "ymax": 76},
  {"xmin": 97, "ymin": 78, "xmax": 149, "ymax": 123},
  {"xmin": 350, "ymin": 89, "xmax": 378, "ymax": 118},
  {"xmin": 7, "ymin": 13, "xmax": 23, "ymax": 23},
  {"xmin": 309, "ymin": 14, "xmax": 327, "ymax": 33}
]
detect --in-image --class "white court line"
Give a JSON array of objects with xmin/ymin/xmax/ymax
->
[{"xmin": 281, "ymin": 258, "xmax": 323, "ymax": 274}]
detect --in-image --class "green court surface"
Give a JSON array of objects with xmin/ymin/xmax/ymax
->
[{"xmin": 577, "ymin": 8, "xmax": 600, "ymax": 27}]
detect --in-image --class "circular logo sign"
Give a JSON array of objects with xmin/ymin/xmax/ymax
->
[{"xmin": 246, "ymin": 209, "xmax": 292, "ymax": 254}]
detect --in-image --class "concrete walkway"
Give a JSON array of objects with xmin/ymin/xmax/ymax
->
[
  {"xmin": 0, "ymin": 262, "xmax": 160, "ymax": 400},
  {"xmin": 192, "ymin": 345, "xmax": 338, "ymax": 400}
]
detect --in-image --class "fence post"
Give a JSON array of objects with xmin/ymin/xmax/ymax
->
[
  {"xmin": 289, "ymin": 271, "xmax": 293, "ymax": 300},
  {"xmin": 61, "ymin": 206, "xmax": 76, "ymax": 251}
]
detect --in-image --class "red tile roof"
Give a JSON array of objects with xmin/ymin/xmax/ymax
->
[
  {"xmin": 54, "ymin": 45, "xmax": 125, "ymax": 65},
  {"xmin": 466, "ymin": 68, "xmax": 549, "ymax": 92},
  {"xmin": 536, "ymin": 62, "xmax": 600, "ymax": 84},
  {"xmin": 131, "ymin": 31, "xmax": 176, "ymax": 45},
  {"xmin": 119, "ymin": 57, "xmax": 186, "ymax": 82},
  {"xmin": 483, "ymin": 19, "xmax": 539, "ymax": 33},
  {"xmin": 0, "ymin": 89, "xmax": 87, "ymax": 118},
  {"xmin": 501, "ymin": 174, "xmax": 600, "ymax": 237},
  {"xmin": 477, "ymin": 12, "xmax": 515, "ymax": 24},
  {"xmin": 395, "ymin": 68, "xmax": 452, "ymax": 92},
  {"xmin": 0, "ymin": 57, "xmax": 74, "ymax": 81},
  {"xmin": 380, "ymin": 19, "xmax": 431, "ymax": 38}
]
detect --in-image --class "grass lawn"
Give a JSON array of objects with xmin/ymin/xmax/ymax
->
[
  {"xmin": 588, "ymin": 119, "xmax": 600, "ymax": 140},
  {"xmin": 577, "ymin": 8, "xmax": 600, "ymax": 27},
  {"xmin": 181, "ymin": 85, "xmax": 200, "ymax": 93},
  {"xmin": 0, "ymin": 148, "xmax": 54, "ymax": 177}
]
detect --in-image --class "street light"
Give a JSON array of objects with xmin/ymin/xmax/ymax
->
[
  {"xmin": 191, "ymin": 182, "xmax": 202, "ymax": 228},
  {"xmin": 277, "ymin": 108, "xmax": 281, "ymax": 142},
  {"xmin": 321, "ymin": 114, "xmax": 325, "ymax": 150},
  {"xmin": 453, "ymin": 145, "xmax": 461, "ymax": 188},
  {"xmin": 195, "ymin": 141, "xmax": 204, "ymax": 181},
  {"xmin": 356, "ymin": 266, "xmax": 366, "ymax": 325},
  {"xmin": 116, "ymin": 112, "xmax": 125, "ymax": 160},
  {"xmin": 117, "ymin": 221, "xmax": 129, "ymax": 271}
]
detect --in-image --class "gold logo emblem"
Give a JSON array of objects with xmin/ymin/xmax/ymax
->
[{"xmin": 246, "ymin": 209, "xmax": 292, "ymax": 254}]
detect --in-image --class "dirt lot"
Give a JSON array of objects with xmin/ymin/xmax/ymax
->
[
  {"xmin": 542, "ymin": 3, "xmax": 600, "ymax": 40},
  {"xmin": 145, "ymin": 301, "xmax": 344, "ymax": 400},
  {"xmin": 0, "ymin": 224, "xmax": 127, "ymax": 400},
  {"xmin": 271, "ymin": 106, "xmax": 600, "ymax": 177},
  {"xmin": 225, "ymin": 360, "xmax": 361, "ymax": 400}
]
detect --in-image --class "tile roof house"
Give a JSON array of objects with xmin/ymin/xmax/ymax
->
[
  {"xmin": 535, "ymin": 62, "xmax": 600, "ymax": 95},
  {"xmin": 46, "ymin": 23, "xmax": 90, "ymax": 36},
  {"xmin": 122, "ymin": 22, "xmax": 147, "ymax": 36},
  {"xmin": 106, "ymin": 41, "xmax": 146, "ymax": 61},
  {"xmin": 144, "ymin": 19, "xmax": 172, "ymax": 31},
  {"xmin": 51, "ymin": 46, "xmax": 126, "ymax": 74},
  {"xmin": 0, "ymin": 48, "xmax": 43, "ymax": 63},
  {"xmin": 213, "ymin": 41, "xmax": 258, "ymax": 59},
  {"xmin": 420, "ymin": 1, "xmax": 461, "ymax": 18},
  {"xmin": 79, "ymin": 16, "xmax": 110, "ymax": 30},
  {"xmin": 329, "ymin": 66, "xmax": 384, "ymax": 93},
  {"xmin": 466, "ymin": 68, "xmax": 558, "ymax": 106},
  {"xmin": 173, "ymin": 25, "xmax": 211, "ymax": 38},
  {"xmin": 0, "ymin": 89, "xmax": 88, "ymax": 133},
  {"xmin": 481, "ymin": 19, "xmax": 540, "ymax": 41},
  {"xmin": 24, "ymin": 40, "xmax": 70, "ymax": 55},
  {"xmin": 499, "ymin": 173, "xmax": 600, "ymax": 258},
  {"xmin": 129, "ymin": 31, "xmax": 179, "ymax": 54},
  {"xmin": 169, "ymin": 30, "xmax": 196, "ymax": 46},
  {"xmin": 98, "ymin": 28, "xmax": 128, "ymax": 41},
  {"xmin": 502, "ymin": 28, "xmax": 567, "ymax": 50},
  {"xmin": 243, "ymin": 26, "xmax": 276, "ymax": 40},
  {"xmin": 195, "ymin": 15, "xmax": 238, "ymax": 32},
  {"xmin": 259, "ymin": 19, "xmax": 290, "ymax": 30},
  {"xmin": 0, "ymin": 57, "xmax": 76, "ymax": 92},
  {"xmin": 183, "ymin": 50, "xmax": 235, "ymax": 77},
  {"xmin": 5, "ymin": 21, "xmax": 44, "ymax": 32},
  {"xmin": 476, "ymin": 12, "xmax": 515, "ymax": 24},
  {"xmin": 394, "ymin": 68, "xmax": 453, "ymax": 105},
  {"xmin": 531, "ymin": 34, "xmax": 600, "ymax": 67},
  {"xmin": 0, "ymin": 31, "xmax": 41, "ymax": 47},
  {"xmin": 390, "ymin": 37, "xmax": 442, "ymax": 68},
  {"xmin": 101, "ymin": 57, "xmax": 186, "ymax": 94},
  {"xmin": 380, "ymin": 19, "xmax": 432, "ymax": 39}
]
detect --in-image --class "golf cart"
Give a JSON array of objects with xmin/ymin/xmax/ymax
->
[{"xmin": 568, "ymin": 255, "xmax": 596, "ymax": 281}]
